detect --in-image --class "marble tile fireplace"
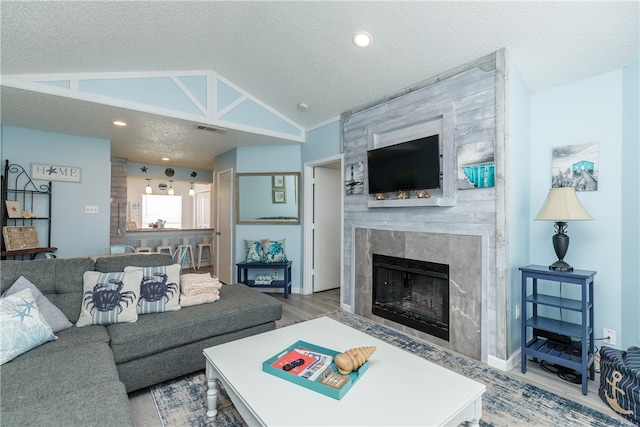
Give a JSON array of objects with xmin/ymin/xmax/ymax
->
[{"xmin": 354, "ymin": 228, "xmax": 485, "ymax": 360}]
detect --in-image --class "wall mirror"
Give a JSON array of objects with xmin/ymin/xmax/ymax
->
[{"xmin": 236, "ymin": 172, "xmax": 300, "ymax": 224}]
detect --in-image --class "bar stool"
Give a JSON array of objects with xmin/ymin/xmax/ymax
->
[
  {"xmin": 175, "ymin": 237, "xmax": 195, "ymax": 269},
  {"xmin": 155, "ymin": 238, "xmax": 173, "ymax": 256},
  {"xmin": 135, "ymin": 239, "xmax": 154, "ymax": 253},
  {"xmin": 196, "ymin": 234, "xmax": 214, "ymax": 270}
]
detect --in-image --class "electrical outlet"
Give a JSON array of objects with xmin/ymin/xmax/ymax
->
[
  {"xmin": 273, "ymin": 271, "xmax": 278, "ymax": 277},
  {"xmin": 603, "ymin": 328, "xmax": 616, "ymax": 345},
  {"xmin": 85, "ymin": 205, "xmax": 99, "ymax": 214},
  {"xmin": 515, "ymin": 304, "xmax": 521, "ymax": 320}
]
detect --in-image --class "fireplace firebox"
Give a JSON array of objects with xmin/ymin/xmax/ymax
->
[{"xmin": 372, "ymin": 254, "xmax": 449, "ymax": 341}]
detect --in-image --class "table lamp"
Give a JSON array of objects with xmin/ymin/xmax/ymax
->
[{"xmin": 534, "ymin": 187, "xmax": 593, "ymax": 271}]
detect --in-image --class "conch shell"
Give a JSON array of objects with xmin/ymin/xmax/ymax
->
[{"xmin": 334, "ymin": 346, "xmax": 376, "ymax": 375}]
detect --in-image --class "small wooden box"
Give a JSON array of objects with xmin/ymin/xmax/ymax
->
[{"xmin": 3, "ymin": 226, "xmax": 40, "ymax": 251}]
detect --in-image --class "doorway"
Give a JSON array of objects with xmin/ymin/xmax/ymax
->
[
  {"xmin": 303, "ymin": 155, "xmax": 343, "ymax": 296},
  {"xmin": 216, "ymin": 168, "xmax": 233, "ymax": 284}
]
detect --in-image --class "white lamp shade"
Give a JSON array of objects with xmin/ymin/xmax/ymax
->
[{"xmin": 534, "ymin": 187, "xmax": 593, "ymax": 221}]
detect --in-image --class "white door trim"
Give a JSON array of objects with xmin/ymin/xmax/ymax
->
[
  {"xmin": 303, "ymin": 154, "xmax": 343, "ymax": 296},
  {"xmin": 215, "ymin": 167, "xmax": 234, "ymax": 284}
]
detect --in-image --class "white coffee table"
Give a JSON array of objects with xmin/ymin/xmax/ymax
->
[{"xmin": 203, "ymin": 316, "xmax": 485, "ymax": 426}]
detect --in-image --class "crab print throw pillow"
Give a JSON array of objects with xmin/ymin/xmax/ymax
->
[
  {"xmin": 124, "ymin": 264, "xmax": 181, "ymax": 314},
  {"xmin": 76, "ymin": 270, "xmax": 142, "ymax": 327}
]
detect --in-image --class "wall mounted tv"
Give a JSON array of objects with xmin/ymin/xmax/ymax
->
[{"xmin": 367, "ymin": 134, "xmax": 441, "ymax": 194}]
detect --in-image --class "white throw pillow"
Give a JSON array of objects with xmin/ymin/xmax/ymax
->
[
  {"xmin": 124, "ymin": 264, "xmax": 181, "ymax": 314},
  {"xmin": 76, "ymin": 270, "xmax": 142, "ymax": 327},
  {"xmin": 1, "ymin": 288, "xmax": 57, "ymax": 364},
  {"xmin": 3, "ymin": 276, "xmax": 73, "ymax": 333}
]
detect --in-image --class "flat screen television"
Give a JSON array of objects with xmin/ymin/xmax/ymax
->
[{"xmin": 367, "ymin": 134, "xmax": 440, "ymax": 194}]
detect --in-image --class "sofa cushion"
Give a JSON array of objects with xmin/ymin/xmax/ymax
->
[
  {"xmin": 0, "ymin": 341, "xmax": 133, "ymax": 426},
  {"xmin": 107, "ymin": 283, "xmax": 282, "ymax": 364},
  {"xmin": 0, "ymin": 257, "xmax": 96, "ymax": 323},
  {"xmin": 1, "ymin": 288, "xmax": 57, "ymax": 364},
  {"xmin": 76, "ymin": 270, "xmax": 142, "ymax": 327},
  {"xmin": 94, "ymin": 253, "xmax": 173, "ymax": 272},
  {"xmin": 599, "ymin": 345, "xmax": 640, "ymax": 424},
  {"xmin": 3, "ymin": 275, "xmax": 73, "ymax": 332},
  {"xmin": 124, "ymin": 264, "xmax": 181, "ymax": 314}
]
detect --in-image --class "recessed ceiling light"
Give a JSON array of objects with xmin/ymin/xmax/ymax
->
[
  {"xmin": 112, "ymin": 120, "xmax": 127, "ymax": 127},
  {"xmin": 352, "ymin": 31, "xmax": 372, "ymax": 48},
  {"xmin": 162, "ymin": 157, "xmax": 170, "ymax": 161}
]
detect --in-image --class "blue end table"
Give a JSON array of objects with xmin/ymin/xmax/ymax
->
[{"xmin": 236, "ymin": 261, "xmax": 292, "ymax": 298}]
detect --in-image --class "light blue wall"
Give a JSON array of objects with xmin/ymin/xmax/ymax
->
[
  {"xmin": 621, "ymin": 57, "xmax": 639, "ymax": 348},
  {"xmin": 530, "ymin": 70, "xmax": 625, "ymax": 347},
  {"xmin": 507, "ymin": 63, "xmax": 532, "ymax": 354},
  {"xmin": 234, "ymin": 144, "xmax": 303, "ymax": 288},
  {"xmin": 301, "ymin": 120, "xmax": 341, "ymax": 164},
  {"xmin": 1, "ymin": 126, "xmax": 111, "ymax": 257}
]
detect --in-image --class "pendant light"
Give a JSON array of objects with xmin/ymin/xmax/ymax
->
[
  {"xmin": 168, "ymin": 180, "xmax": 175, "ymax": 196},
  {"xmin": 145, "ymin": 179, "xmax": 153, "ymax": 195},
  {"xmin": 188, "ymin": 182, "xmax": 195, "ymax": 198}
]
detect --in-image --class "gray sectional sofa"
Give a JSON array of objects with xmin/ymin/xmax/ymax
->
[{"xmin": 0, "ymin": 253, "xmax": 282, "ymax": 426}]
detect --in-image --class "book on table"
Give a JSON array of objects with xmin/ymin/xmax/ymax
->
[{"xmin": 262, "ymin": 340, "xmax": 369, "ymax": 400}]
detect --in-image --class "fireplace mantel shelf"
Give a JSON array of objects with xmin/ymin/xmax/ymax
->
[{"xmin": 367, "ymin": 197, "xmax": 456, "ymax": 208}]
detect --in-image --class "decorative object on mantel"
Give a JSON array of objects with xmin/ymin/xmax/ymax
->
[
  {"xmin": 534, "ymin": 187, "xmax": 593, "ymax": 271},
  {"xmin": 3, "ymin": 226, "xmax": 39, "ymax": 251},
  {"xmin": 31, "ymin": 163, "xmax": 81, "ymax": 183},
  {"xmin": 374, "ymin": 193, "xmax": 387, "ymax": 201},
  {"xmin": 5, "ymin": 200, "xmax": 21, "ymax": 218},
  {"xmin": 415, "ymin": 190, "xmax": 431, "ymax": 199},
  {"xmin": 345, "ymin": 161, "xmax": 364, "ymax": 195},
  {"xmin": 334, "ymin": 346, "xmax": 377, "ymax": 375},
  {"xmin": 551, "ymin": 143, "xmax": 599, "ymax": 191},
  {"xmin": 397, "ymin": 190, "xmax": 410, "ymax": 200},
  {"xmin": 21, "ymin": 210, "xmax": 35, "ymax": 219}
]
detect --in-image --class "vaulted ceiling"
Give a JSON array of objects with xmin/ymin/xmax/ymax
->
[{"xmin": 1, "ymin": 1, "xmax": 638, "ymax": 169}]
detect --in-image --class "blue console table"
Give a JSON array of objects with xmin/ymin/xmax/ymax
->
[
  {"xmin": 520, "ymin": 264, "xmax": 596, "ymax": 395},
  {"xmin": 236, "ymin": 261, "xmax": 292, "ymax": 298}
]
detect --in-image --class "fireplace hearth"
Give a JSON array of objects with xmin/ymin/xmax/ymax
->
[{"xmin": 372, "ymin": 254, "xmax": 449, "ymax": 341}]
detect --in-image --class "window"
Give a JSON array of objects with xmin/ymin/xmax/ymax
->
[{"xmin": 141, "ymin": 195, "xmax": 182, "ymax": 228}]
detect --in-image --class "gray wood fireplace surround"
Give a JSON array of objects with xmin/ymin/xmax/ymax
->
[{"xmin": 342, "ymin": 50, "xmax": 507, "ymax": 364}]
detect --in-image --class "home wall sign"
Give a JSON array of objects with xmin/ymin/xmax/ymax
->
[{"xmin": 31, "ymin": 163, "xmax": 81, "ymax": 183}]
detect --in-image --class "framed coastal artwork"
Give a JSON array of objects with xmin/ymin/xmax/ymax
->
[
  {"xmin": 551, "ymin": 143, "xmax": 599, "ymax": 191},
  {"xmin": 4, "ymin": 200, "xmax": 21, "ymax": 218}
]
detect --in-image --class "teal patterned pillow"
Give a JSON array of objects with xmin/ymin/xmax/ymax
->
[
  {"xmin": 244, "ymin": 240, "xmax": 265, "ymax": 263},
  {"xmin": 263, "ymin": 239, "xmax": 288, "ymax": 263},
  {"xmin": 76, "ymin": 270, "xmax": 142, "ymax": 327},
  {"xmin": 1, "ymin": 288, "xmax": 57, "ymax": 365}
]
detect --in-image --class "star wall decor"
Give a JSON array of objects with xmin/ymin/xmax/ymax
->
[
  {"xmin": 191, "ymin": 171, "xmax": 197, "ymax": 178},
  {"xmin": 140, "ymin": 166, "xmax": 148, "ymax": 173}
]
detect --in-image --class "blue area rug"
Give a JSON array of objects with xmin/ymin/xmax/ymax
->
[{"xmin": 151, "ymin": 310, "xmax": 632, "ymax": 426}]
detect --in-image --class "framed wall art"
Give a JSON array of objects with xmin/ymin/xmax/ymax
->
[
  {"xmin": 551, "ymin": 143, "xmax": 599, "ymax": 191},
  {"xmin": 273, "ymin": 190, "xmax": 286, "ymax": 204},
  {"xmin": 273, "ymin": 175, "xmax": 285, "ymax": 188}
]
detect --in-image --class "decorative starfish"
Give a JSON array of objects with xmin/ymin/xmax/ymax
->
[
  {"xmin": 12, "ymin": 308, "xmax": 33, "ymax": 322},
  {"xmin": 141, "ymin": 166, "xmax": 148, "ymax": 173},
  {"xmin": 46, "ymin": 166, "xmax": 57, "ymax": 175}
]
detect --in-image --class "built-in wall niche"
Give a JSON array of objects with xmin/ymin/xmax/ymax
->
[{"xmin": 366, "ymin": 110, "xmax": 456, "ymax": 208}]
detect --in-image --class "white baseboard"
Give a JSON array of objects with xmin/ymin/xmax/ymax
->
[{"xmin": 487, "ymin": 348, "xmax": 521, "ymax": 372}]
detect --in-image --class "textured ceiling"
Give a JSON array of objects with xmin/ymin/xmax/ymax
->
[{"xmin": 1, "ymin": 1, "xmax": 638, "ymax": 169}]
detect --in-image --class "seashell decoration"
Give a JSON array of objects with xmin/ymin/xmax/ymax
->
[{"xmin": 334, "ymin": 346, "xmax": 376, "ymax": 375}]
